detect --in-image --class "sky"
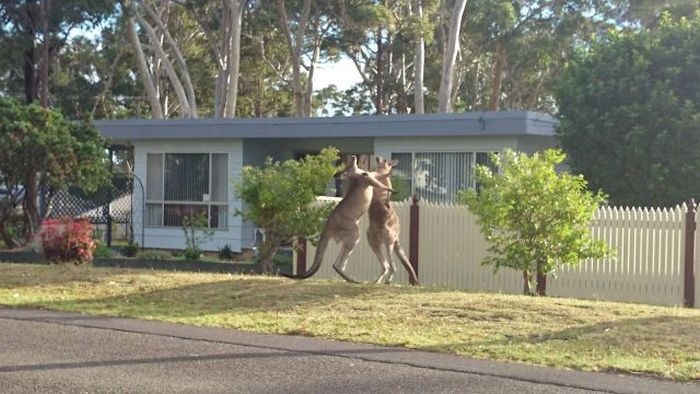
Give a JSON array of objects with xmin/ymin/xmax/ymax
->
[{"xmin": 313, "ymin": 56, "xmax": 362, "ymax": 91}]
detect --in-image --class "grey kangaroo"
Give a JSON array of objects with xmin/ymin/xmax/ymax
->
[
  {"xmin": 367, "ymin": 157, "xmax": 420, "ymax": 285},
  {"xmin": 282, "ymin": 155, "xmax": 392, "ymax": 283}
]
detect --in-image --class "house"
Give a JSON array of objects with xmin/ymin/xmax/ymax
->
[{"xmin": 95, "ymin": 111, "xmax": 558, "ymax": 252}]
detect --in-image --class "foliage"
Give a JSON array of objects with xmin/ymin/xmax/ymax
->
[
  {"xmin": 93, "ymin": 243, "xmax": 113, "ymax": 259},
  {"xmin": 122, "ymin": 242, "xmax": 140, "ymax": 258},
  {"xmin": 458, "ymin": 149, "xmax": 610, "ymax": 295},
  {"xmin": 0, "ymin": 99, "xmax": 109, "ymax": 246},
  {"xmin": 36, "ymin": 218, "xmax": 97, "ymax": 264},
  {"xmin": 182, "ymin": 212, "xmax": 214, "ymax": 262},
  {"xmin": 234, "ymin": 147, "xmax": 340, "ymax": 273},
  {"xmin": 556, "ymin": 14, "xmax": 700, "ymax": 206},
  {"xmin": 218, "ymin": 244, "xmax": 236, "ymax": 261}
]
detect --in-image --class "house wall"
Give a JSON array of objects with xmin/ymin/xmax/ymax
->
[
  {"xmin": 516, "ymin": 135, "xmax": 559, "ymax": 154},
  {"xmin": 133, "ymin": 139, "xmax": 243, "ymax": 252}
]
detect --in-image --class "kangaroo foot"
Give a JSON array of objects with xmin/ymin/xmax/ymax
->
[{"xmin": 333, "ymin": 266, "xmax": 360, "ymax": 284}]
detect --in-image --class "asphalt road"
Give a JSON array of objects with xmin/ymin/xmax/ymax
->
[{"xmin": 0, "ymin": 308, "xmax": 697, "ymax": 394}]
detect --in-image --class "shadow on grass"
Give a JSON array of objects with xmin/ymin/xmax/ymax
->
[{"xmin": 9, "ymin": 274, "xmax": 427, "ymax": 318}]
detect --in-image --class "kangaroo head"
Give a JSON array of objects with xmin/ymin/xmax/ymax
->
[
  {"xmin": 340, "ymin": 155, "xmax": 393, "ymax": 192},
  {"xmin": 374, "ymin": 156, "xmax": 399, "ymax": 177}
]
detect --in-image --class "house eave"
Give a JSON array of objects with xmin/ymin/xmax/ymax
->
[{"xmin": 96, "ymin": 111, "xmax": 558, "ymax": 142}]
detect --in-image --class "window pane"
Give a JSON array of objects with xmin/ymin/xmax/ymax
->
[
  {"xmin": 390, "ymin": 153, "xmax": 413, "ymax": 201},
  {"xmin": 163, "ymin": 204, "xmax": 208, "ymax": 227},
  {"xmin": 211, "ymin": 153, "xmax": 228, "ymax": 202},
  {"xmin": 164, "ymin": 154, "xmax": 209, "ymax": 202},
  {"xmin": 414, "ymin": 152, "xmax": 472, "ymax": 203},
  {"xmin": 146, "ymin": 203, "xmax": 163, "ymax": 226},
  {"xmin": 146, "ymin": 153, "xmax": 163, "ymax": 200},
  {"xmin": 210, "ymin": 205, "xmax": 228, "ymax": 229}
]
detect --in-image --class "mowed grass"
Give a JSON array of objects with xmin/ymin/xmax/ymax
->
[{"xmin": 1, "ymin": 263, "xmax": 699, "ymax": 381}]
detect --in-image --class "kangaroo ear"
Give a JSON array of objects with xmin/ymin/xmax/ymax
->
[{"xmin": 388, "ymin": 159, "xmax": 399, "ymax": 167}]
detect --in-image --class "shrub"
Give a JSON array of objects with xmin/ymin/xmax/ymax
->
[
  {"xmin": 182, "ymin": 212, "xmax": 213, "ymax": 261},
  {"xmin": 183, "ymin": 247, "xmax": 203, "ymax": 262},
  {"xmin": 122, "ymin": 242, "xmax": 139, "ymax": 257},
  {"xmin": 218, "ymin": 244, "xmax": 235, "ymax": 261},
  {"xmin": 93, "ymin": 243, "xmax": 113, "ymax": 259},
  {"xmin": 36, "ymin": 218, "xmax": 96, "ymax": 264}
]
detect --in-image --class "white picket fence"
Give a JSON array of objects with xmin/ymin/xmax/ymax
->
[{"xmin": 295, "ymin": 200, "xmax": 699, "ymax": 308}]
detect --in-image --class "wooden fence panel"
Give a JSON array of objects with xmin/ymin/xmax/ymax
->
[
  {"xmin": 295, "ymin": 198, "xmax": 692, "ymax": 307},
  {"xmin": 417, "ymin": 202, "xmax": 521, "ymax": 294},
  {"xmin": 548, "ymin": 205, "xmax": 685, "ymax": 306}
]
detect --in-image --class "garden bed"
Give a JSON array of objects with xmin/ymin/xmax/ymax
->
[{"xmin": 0, "ymin": 249, "xmax": 291, "ymax": 275}]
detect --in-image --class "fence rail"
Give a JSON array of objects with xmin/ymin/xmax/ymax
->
[{"xmin": 295, "ymin": 199, "xmax": 699, "ymax": 308}]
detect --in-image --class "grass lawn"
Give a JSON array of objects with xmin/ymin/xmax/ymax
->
[{"xmin": 1, "ymin": 263, "xmax": 699, "ymax": 381}]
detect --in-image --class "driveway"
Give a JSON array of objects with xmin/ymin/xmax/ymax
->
[{"xmin": 0, "ymin": 308, "xmax": 697, "ymax": 394}]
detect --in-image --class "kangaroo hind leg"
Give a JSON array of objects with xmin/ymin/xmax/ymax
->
[
  {"xmin": 368, "ymin": 232, "xmax": 390, "ymax": 284},
  {"xmin": 384, "ymin": 241, "xmax": 397, "ymax": 284},
  {"xmin": 333, "ymin": 235, "xmax": 361, "ymax": 284}
]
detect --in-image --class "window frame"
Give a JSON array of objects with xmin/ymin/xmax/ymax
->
[{"xmin": 145, "ymin": 152, "xmax": 229, "ymax": 230}]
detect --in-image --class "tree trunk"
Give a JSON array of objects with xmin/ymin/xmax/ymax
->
[
  {"xmin": 488, "ymin": 41, "xmax": 507, "ymax": 111},
  {"xmin": 23, "ymin": 46, "xmax": 37, "ymax": 104},
  {"xmin": 375, "ymin": 29, "xmax": 385, "ymax": 114},
  {"xmin": 135, "ymin": 11, "xmax": 193, "ymax": 118},
  {"xmin": 275, "ymin": 0, "xmax": 311, "ymax": 117},
  {"xmin": 22, "ymin": 171, "xmax": 40, "ymax": 242},
  {"xmin": 143, "ymin": 3, "xmax": 198, "ymax": 117},
  {"xmin": 216, "ymin": 0, "xmax": 244, "ymax": 118},
  {"xmin": 413, "ymin": 0, "xmax": 425, "ymax": 114},
  {"xmin": 437, "ymin": 0, "xmax": 467, "ymax": 113},
  {"xmin": 258, "ymin": 235, "xmax": 279, "ymax": 274},
  {"xmin": 536, "ymin": 260, "xmax": 547, "ymax": 296},
  {"xmin": 39, "ymin": 0, "xmax": 51, "ymax": 108},
  {"xmin": 124, "ymin": 0, "xmax": 163, "ymax": 118},
  {"xmin": 522, "ymin": 269, "xmax": 535, "ymax": 295}
]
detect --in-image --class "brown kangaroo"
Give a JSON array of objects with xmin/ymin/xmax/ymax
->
[
  {"xmin": 367, "ymin": 157, "xmax": 420, "ymax": 285},
  {"xmin": 281, "ymin": 155, "xmax": 392, "ymax": 283}
]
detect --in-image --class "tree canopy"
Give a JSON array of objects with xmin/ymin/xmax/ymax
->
[
  {"xmin": 4, "ymin": 0, "xmax": 694, "ymax": 119},
  {"xmin": 556, "ymin": 13, "xmax": 700, "ymax": 206},
  {"xmin": 0, "ymin": 98, "xmax": 109, "ymax": 247}
]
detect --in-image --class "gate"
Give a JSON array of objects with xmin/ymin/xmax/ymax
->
[{"xmin": 46, "ymin": 172, "xmax": 135, "ymax": 246}]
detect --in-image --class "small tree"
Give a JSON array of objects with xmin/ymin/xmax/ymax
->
[
  {"xmin": 234, "ymin": 147, "xmax": 340, "ymax": 273},
  {"xmin": 458, "ymin": 149, "xmax": 610, "ymax": 295},
  {"xmin": 0, "ymin": 99, "xmax": 109, "ymax": 247},
  {"xmin": 181, "ymin": 211, "xmax": 214, "ymax": 261}
]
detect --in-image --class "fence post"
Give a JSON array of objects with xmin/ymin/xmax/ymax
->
[
  {"xmin": 409, "ymin": 195, "xmax": 420, "ymax": 283},
  {"xmin": 684, "ymin": 199, "xmax": 696, "ymax": 308},
  {"xmin": 296, "ymin": 238, "xmax": 307, "ymax": 276}
]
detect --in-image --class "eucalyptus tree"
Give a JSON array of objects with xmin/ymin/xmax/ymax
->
[{"xmin": 0, "ymin": 0, "xmax": 116, "ymax": 106}]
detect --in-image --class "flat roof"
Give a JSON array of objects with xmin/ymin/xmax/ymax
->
[{"xmin": 95, "ymin": 111, "xmax": 558, "ymax": 141}]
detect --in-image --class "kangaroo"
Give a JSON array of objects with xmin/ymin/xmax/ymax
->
[
  {"xmin": 281, "ymin": 155, "xmax": 392, "ymax": 283},
  {"xmin": 367, "ymin": 157, "xmax": 420, "ymax": 285}
]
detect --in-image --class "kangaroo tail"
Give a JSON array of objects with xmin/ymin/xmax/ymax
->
[
  {"xmin": 394, "ymin": 241, "xmax": 420, "ymax": 286},
  {"xmin": 280, "ymin": 230, "xmax": 330, "ymax": 280}
]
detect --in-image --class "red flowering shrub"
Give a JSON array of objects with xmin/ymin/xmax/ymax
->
[{"xmin": 37, "ymin": 218, "xmax": 96, "ymax": 264}]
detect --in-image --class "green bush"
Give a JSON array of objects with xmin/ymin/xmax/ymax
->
[
  {"xmin": 183, "ymin": 247, "xmax": 202, "ymax": 262},
  {"xmin": 93, "ymin": 243, "xmax": 113, "ymax": 259},
  {"xmin": 122, "ymin": 242, "xmax": 139, "ymax": 258},
  {"xmin": 218, "ymin": 244, "xmax": 235, "ymax": 261}
]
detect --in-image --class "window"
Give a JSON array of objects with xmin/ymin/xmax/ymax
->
[
  {"xmin": 391, "ymin": 151, "xmax": 497, "ymax": 203},
  {"xmin": 146, "ymin": 153, "xmax": 228, "ymax": 229}
]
